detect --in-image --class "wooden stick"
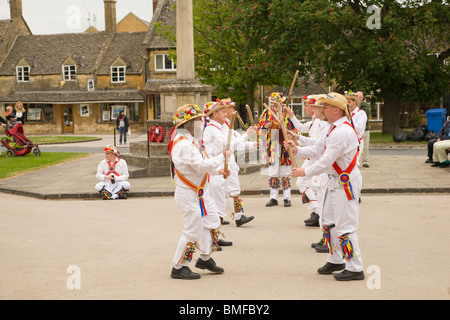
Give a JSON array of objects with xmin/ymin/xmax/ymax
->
[
  {"xmin": 245, "ymin": 104, "xmax": 255, "ymax": 126},
  {"xmin": 223, "ymin": 112, "xmax": 236, "ymax": 178},
  {"xmin": 285, "ymin": 70, "xmax": 299, "ymax": 118},
  {"xmin": 235, "ymin": 111, "xmax": 246, "ymax": 129}
]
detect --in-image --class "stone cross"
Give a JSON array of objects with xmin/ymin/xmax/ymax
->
[{"xmin": 176, "ymin": 0, "xmax": 195, "ymax": 81}]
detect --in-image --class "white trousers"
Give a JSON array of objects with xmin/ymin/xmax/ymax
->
[
  {"xmin": 172, "ymin": 186, "xmax": 221, "ymax": 266},
  {"xmin": 209, "ymin": 175, "xmax": 227, "ymax": 218},
  {"xmin": 320, "ymin": 172, "xmax": 364, "ymax": 272},
  {"xmin": 268, "ymin": 162, "xmax": 292, "ymax": 200},
  {"xmin": 95, "ymin": 180, "xmax": 130, "ymax": 198}
]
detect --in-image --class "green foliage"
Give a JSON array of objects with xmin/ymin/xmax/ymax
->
[
  {"xmin": 192, "ymin": 0, "xmax": 298, "ymax": 104},
  {"xmin": 262, "ymin": 0, "xmax": 450, "ymax": 103}
]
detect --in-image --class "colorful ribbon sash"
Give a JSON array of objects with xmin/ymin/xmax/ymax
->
[{"xmin": 169, "ymin": 136, "xmax": 210, "ymax": 217}]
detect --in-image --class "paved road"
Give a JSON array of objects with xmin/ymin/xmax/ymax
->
[{"xmin": 0, "ymin": 193, "xmax": 449, "ymax": 301}]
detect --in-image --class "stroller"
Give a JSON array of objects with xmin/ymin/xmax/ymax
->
[{"xmin": 1, "ymin": 123, "xmax": 41, "ymax": 157}]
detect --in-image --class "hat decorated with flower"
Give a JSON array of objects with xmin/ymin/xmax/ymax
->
[
  {"xmin": 205, "ymin": 98, "xmax": 232, "ymax": 116},
  {"xmin": 173, "ymin": 104, "xmax": 205, "ymax": 128},
  {"xmin": 103, "ymin": 145, "xmax": 120, "ymax": 156},
  {"xmin": 203, "ymin": 101, "xmax": 218, "ymax": 115},
  {"xmin": 270, "ymin": 92, "xmax": 286, "ymax": 103},
  {"xmin": 321, "ymin": 92, "xmax": 350, "ymax": 118},
  {"xmin": 309, "ymin": 95, "xmax": 326, "ymax": 107},
  {"xmin": 344, "ymin": 90, "xmax": 358, "ymax": 101}
]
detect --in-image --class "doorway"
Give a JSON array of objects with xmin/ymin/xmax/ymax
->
[{"xmin": 62, "ymin": 105, "xmax": 74, "ymax": 133}]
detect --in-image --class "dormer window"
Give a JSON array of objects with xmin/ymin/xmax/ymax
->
[
  {"xmin": 16, "ymin": 57, "xmax": 30, "ymax": 82},
  {"xmin": 62, "ymin": 65, "xmax": 77, "ymax": 81},
  {"xmin": 61, "ymin": 56, "xmax": 77, "ymax": 81},
  {"xmin": 110, "ymin": 56, "xmax": 127, "ymax": 84},
  {"xmin": 16, "ymin": 65, "xmax": 30, "ymax": 82},
  {"xmin": 111, "ymin": 66, "xmax": 126, "ymax": 83}
]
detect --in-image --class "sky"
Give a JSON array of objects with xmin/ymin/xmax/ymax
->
[{"xmin": 0, "ymin": 0, "xmax": 153, "ymax": 34}]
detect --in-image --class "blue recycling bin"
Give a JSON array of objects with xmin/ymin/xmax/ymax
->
[{"xmin": 425, "ymin": 108, "xmax": 447, "ymax": 133}]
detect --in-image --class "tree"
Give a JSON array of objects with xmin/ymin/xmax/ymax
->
[
  {"xmin": 261, "ymin": 0, "xmax": 450, "ymax": 133},
  {"xmin": 191, "ymin": 0, "xmax": 300, "ymax": 119}
]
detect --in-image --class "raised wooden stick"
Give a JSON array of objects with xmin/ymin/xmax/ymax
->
[
  {"xmin": 223, "ymin": 111, "xmax": 236, "ymax": 179},
  {"xmin": 235, "ymin": 111, "xmax": 246, "ymax": 129},
  {"xmin": 245, "ymin": 104, "xmax": 255, "ymax": 126},
  {"xmin": 285, "ymin": 70, "xmax": 299, "ymax": 118}
]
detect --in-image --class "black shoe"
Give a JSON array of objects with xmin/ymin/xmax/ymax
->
[
  {"xmin": 195, "ymin": 258, "xmax": 224, "ymax": 273},
  {"xmin": 363, "ymin": 163, "xmax": 369, "ymax": 168},
  {"xmin": 305, "ymin": 213, "xmax": 320, "ymax": 227},
  {"xmin": 236, "ymin": 215, "xmax": 254, "ymax": 227},
  {"xmin": 220, "ymin": 217, "xmax": 230, "ymax": 225},
  {"xmin": 171, "ymin": 266, "xmax": 201, "ymax": 280},
  {"xmin": 304, "ymin": 212, "xmax": 319, "ymax": 224},
  {"xmin": 425, "ymin": 159, "xmax": 434, "ymax": 163},
  {"xmin": 431, "ymin": 162, "xmax": 441, "ymax": 167},
  {"xmin": 218, "ymin": 239, "xmax": 232, "ymax": 246},
  {"xmin": 265, "ymin": 199, "xmax": 278, "ymax": 207},
  {"xmin": 315, "ymin": 244, "xmax": 328, "ymax": 253},
  {"xmin": 439, "ymin": 162, "xmax": 450, "ymax": 168},
  {"xmin": 284, "ymin": 199, "xmax": 291, "ymax": 207},
  {"xmin": 317, "ymin": 262, "xmax": 346, "ymax": 275},
  {"xmin": 333, "ymin": 269, "xmax": 365, "ymax": 281},
  {"xmin": 311, "ymin": 238, "xmax": 323, "ymax": 248}
]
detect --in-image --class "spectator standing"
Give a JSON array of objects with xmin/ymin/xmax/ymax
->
[
  {"xmin": 116, "ymin": 110, "xmax": 129, "ymax": 145},
  {"xmin": 13, "ymin": 101, "xmax": 26, "ymax": 124}
]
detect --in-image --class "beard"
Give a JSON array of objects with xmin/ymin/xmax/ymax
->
[{"xmin": 193, "ymin": 120, "xmax": 204, "ymax": 140}]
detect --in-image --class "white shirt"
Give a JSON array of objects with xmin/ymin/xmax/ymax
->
[
  {"xmin": 350, "ymin": 107, "xmax": 367, "ymax": 140},
  {"xmin": 171, "ymin": 130, "xmax": 224, "ymax": 189},
  {"xmin": 297, "ymin": 117, "xmax": 327, "ymax": 147},
  {"xmin": 96, "ymin": 157, "xmax": 129, "ymax": 182},
  {"xmin": 290, "ymin": 115, "xmax": 315, "ymax": 135},
  {"xmin": 298, "ymin": 117, "xmax": 360, "ymax": 177}
]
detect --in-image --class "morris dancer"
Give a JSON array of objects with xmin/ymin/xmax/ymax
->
[
  {"xmin": 221, "ymin": 99, "xmax": 257, "ymax": 227},
  {"xmin": 286, "ymin": 95, "xmax": 324, "ymax": 226},
  {"xmin": 287, "ymin": 92, "xmax": 365, "ymax": 281},
  {"xmin": 95, "ymin": 145, "xmax": 130, "ymax": 200},
  {"xmin": 169, "ymin": 104, "xmax": 231, "ymax": 280},
  {"xmin": 258, "ymin": 92, "xmax": 296, "ymax": 207}
]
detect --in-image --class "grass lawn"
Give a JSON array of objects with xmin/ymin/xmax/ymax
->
[
  {"xmin": 27, "ymin": 136, "xmax": 100, "ymax": 144},
  {"xmin": 370, "ymin": 131, "xmax": 427, "ymax": 144},
  {"xmin": 0, "ymin": 152, "xmax": 90, "ymax": 179}
]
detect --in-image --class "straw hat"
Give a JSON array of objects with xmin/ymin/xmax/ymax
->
[
  {"xmin": 103, "ymin": 145, "xmax": 120, "ymax": 156},
  {"xmin": 205, "ymin": 98, "xmax": 234, "ymax": 117},
  {"xmin": 344, "ymin": 90, "xmax": 358, "ymax": 101},
  {"xmin": 269, "ymin": 92, "xmax": 286, "ymax": 104},
  {"xmin": 172, "ymin": 104, "xmax": 205, "ymax": 128},
  {"xmin": 321, "ymin": 92, "xmax": 350, "ymax": 118}
]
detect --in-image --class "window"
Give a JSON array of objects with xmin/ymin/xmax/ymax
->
[
  {"xmin": 62, "ymin": 65, "xmax": 76, "ymax": 81},
  {"xmin": 155, "ymin": 54, "xmax": 176, "ymax": 71},
  {"xmin": 16, "ymin": 66, "xmax": 30, "ymax": 82},
  {"xmin": 98, "ymin": 103, "xmax": 142, "ymax": 123},
  {"xmin": 111, "ymin": 66, "xmax": 126, "ymax": 83},
  {"xmin": 25, "ymin": 104, "xmax": 54, "ymax": 123}
]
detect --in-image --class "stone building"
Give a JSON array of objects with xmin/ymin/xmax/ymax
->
[{"xmin": 0, "ymin": 0, "xmax": 150, "ymax": 135}]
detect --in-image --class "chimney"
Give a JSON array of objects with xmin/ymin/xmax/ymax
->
[
  {"xmin": 104, "ymin": 0, "xmax": 117, "ymax": 33},
  {"xmin": 10, "ymin": 0, "xmax": 23, "ymax": 19}
]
